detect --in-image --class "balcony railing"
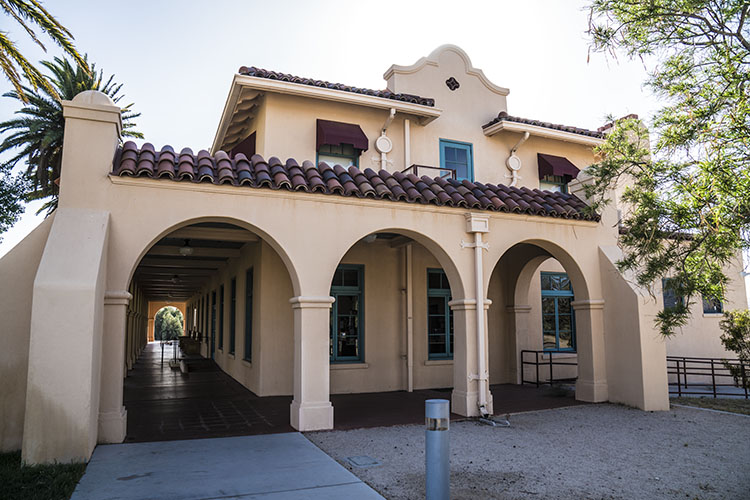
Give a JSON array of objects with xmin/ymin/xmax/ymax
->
[{"xmin": 401, "ymin": 164, "xmax": 455, "ymax": 180}]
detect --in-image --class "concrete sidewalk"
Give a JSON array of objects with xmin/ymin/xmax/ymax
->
[{"xmin": 71, "ymin": 433, "xmax": 383, "ymax": 500}]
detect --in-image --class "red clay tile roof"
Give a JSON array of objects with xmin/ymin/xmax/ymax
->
[
  {"xmin": 113, "ymin": 142, "xmax": 599, "ymax": 221},
  {"xmin": 483, "ymin": 111, "xmax": 604, "ymax": 139},
  {"xmin": 238, "ymin": 66, "xmax": 436, "ymax": 107}
]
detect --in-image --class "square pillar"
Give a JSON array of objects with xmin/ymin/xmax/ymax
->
[
  {"xmin": 450, "ymin": 299, "xmax": 493, "ymax": 416},
  {"xmin": 98, "ymin": 291, "xmax": 131, "ymax": 443},
  {"xmin": 289, "ymin": 296, "xmax": 335, "ymax": 431},
  {"xmin": 572, "ymin": 299, "xmax": 608, "ymax": 402}
]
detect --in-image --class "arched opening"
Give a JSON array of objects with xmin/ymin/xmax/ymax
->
[
  {"xmin": 324, "ymin": 229, "xmax": 464, "ymax": 427},
  {"xmin": 152, "ymin": 305, "xmax": 185, "ymax": 341},
  {"xmin": 487, "ymin": 241, "xmax": 590, "ymax": 400},
  {"xmin": 123, "ymin": 220, "xmax": 296, "ymax": 441}
]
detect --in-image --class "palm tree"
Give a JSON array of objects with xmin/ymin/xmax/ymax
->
[
  {"xmin": 0, "ymin": 0, "xmax": 87, "ymax": 102},
  {"xmin": 0, "ymin": 55, "xmax": 143, "ymax": 214}
]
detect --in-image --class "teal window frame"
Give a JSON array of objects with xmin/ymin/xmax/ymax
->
[
  {"xmin": 210, "ymin": 291, "xmax": 216, "ymax": 358},
  {"xmin": 330, "ymin": 264, "xmax": 364, "ymax": 363},
  {"xmin": 427, "ymin": 268, "xmax": 453, "ymax": 360},
  {"xmin": 662, "ymin": 278, "xmax": 685, "ymax": 311},
  {"xmin": 218, "ymin": 285, "xmax": 224, "ymax": 350},
  {"xmin": 541, "ymin": 272, "xmax": 576, "ymax": 352},
  {"xmin": 229, "ymin": 278, "xmax": 236, "ymax": 355},
  {"xmin": 316, "ymin": 143, "xmax": 360, "ymax": 167},
  {"xmin": 439, "ymin": 139, "xmax": 474, "ymax": 181},
  {"xmin": 702, "ymin": 295, "xmax": 723, "ymax": 314},
  {"xmin": 539, "ymin": 174, "xmax": 569, "ymax": 193},
  {"xmin": 244, "ymin": 268, "xmax": 253, "ymax": 362}
]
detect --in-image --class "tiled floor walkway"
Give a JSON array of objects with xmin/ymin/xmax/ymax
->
[{"xmin": 125, "ymin": 342, "xmax": 585, "ymax": 442}]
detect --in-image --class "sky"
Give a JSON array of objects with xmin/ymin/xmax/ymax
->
[{"xmin": 0, "ymin": 0, "xmax": 663, "ymax": 257}]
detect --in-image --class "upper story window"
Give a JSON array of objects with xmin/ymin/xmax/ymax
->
[
  {"xmin": 702, "ymin": 296, "xmax": 723, "ymax": 314},
  {"xmin": 318, "ymin": 143, "xmax": 359, "ymax": 167},
  {"xmin": 316, "ymin": 119, "xmax": 368, "ymax": 168},
  {"xmin": 540, "ymin": 175, "xmax": 568, "ymax": 193},
  {"xmin": 537, "ymin": 154, "xmax": 579, "ymax": 193},
  {"xmin": 439, "ymin": 139, "xmax": 473, "ymax": 181},
  {"xmin": 662, "ymin": 278, "xmax": 684, "ymax": 310}
]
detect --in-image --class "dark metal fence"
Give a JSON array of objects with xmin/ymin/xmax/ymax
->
[
  {"xmin": 401, "ymin": 164, "xmax": 455, "ymax": 179},
  {"xmin": 668, "ymin": 356, "xmax": 748, "ymax": 399},
  {"xmin": 520, "ymin": 350, "xmax": 577, "ymax": 387}
]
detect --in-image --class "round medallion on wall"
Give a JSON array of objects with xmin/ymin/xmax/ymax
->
[{"xmin": 445, "ymin": 77, "xmax": 460, "ymax": 91}]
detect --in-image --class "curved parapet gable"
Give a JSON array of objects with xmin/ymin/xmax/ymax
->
[{"xmin": 384, "ymin": 44, "xmax": 509, "ymax": 98}]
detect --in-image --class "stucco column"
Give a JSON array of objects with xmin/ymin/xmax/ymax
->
[
  {"xmin": 289, "ymin": 296, "xmax": 335, "ymax": 431},
  {"xmin": 126, "ymin": 311, "xmax": 134, "ymax": 370},
  {"xmin": 450, "ymin": 299, "xmax": 493, "ymax": 416},
  {"xmin": 98, "ymin": 291, "xmax": 132, "ymax": 443},
  {"xmin": 572, "ymin": 299, "xmax": 608, "ymax": 402},
  {"xmin": 507, "ymin": 304, "xmax": 532, "ymax": 384}
]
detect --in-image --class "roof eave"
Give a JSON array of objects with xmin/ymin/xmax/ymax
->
[
  {"xmin": 212, "ymin": 74, "xmax": 443, "ymax": 153},
  {"xmin": 483, "ymin": 120, "xmax": 604, "ymax": 147}
]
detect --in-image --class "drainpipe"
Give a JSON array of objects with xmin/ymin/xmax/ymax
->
[
  {"xmin": 505, "ymin": 131, "xmax": 529, "ymax": 187},
  {"xmin": 404, "ymin": 118, "xmax": 411, "ymax": 169},
  {"xmin": 406, "ymin": 243, "xmax": 414, "ymax": 392},
  {"xmin": 462, "ymin": 214, "xmax": 490, "ymax": 416},
  {"xmin": 375, "ymin": 108, "xmax": 396, "ymax": 171}
]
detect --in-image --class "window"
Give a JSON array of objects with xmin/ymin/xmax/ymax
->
[
  {"xmin": 229, "ymin": 278, "xmax": 236, "ymax": 355},
  {"xmin": 662, "ymin": 278, "xmax": 684, "ymax": 310},
  {"xmin": 317, "ymin": 143, "xmax": 359, "ymax": 167},
  {"xmin": 244, "ymin": 268, "xmax": 253, "ymax": 362},
  {"xmin": 330, "ymin": 265, "xmax": 364, "ymax": 362},
  {"xmin": 702, "ymin": 296, "xmax": 723, "ymax": 314},
  {"xmin": 218, "ymin": 285, "xmax": 224, "ymax": 350},
  {"xmin": 427, "ymin": 269, "xmax": 453, "ymax": 359},
  {"xmin": 541, "ymin": 272, "xmax": 576, "ymax": 351},
  {"xmin": 539, "ymin": 175, "xmax": 568, "ymax": 193},
  {"xmin": 439, "ymin": 139, "xmax": 473, "ymax": 181}
]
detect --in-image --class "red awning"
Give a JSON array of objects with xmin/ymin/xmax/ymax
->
[
  {"xmin": 316, "ymin": 119, "xmax": 369, "ymax": 152},
  {"xmin": 537, "ymin": 153, "xmax": 580, "ymax": 180}
]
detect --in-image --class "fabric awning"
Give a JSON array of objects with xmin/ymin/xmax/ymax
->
[
  {"xmin": 537, "ymin": 153, "xmax": 580, "ymax": 180},
  {"xmin": 316, "ymin": 119, "xmax": 369, "ymax": 152}
]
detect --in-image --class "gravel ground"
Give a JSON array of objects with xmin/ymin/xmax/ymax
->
[{"xmin": 306, "ymin": 404, "xmax": 750, "ymax": 500}]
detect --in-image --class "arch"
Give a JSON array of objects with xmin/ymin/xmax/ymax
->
[
  {"xmin": 151, "ymin": 304, "xmax": 185, "ymax": 340},
  {"xmin": 323, "ymin": 226, "xmax": 466, "ymax": 301},
  {"xmin": 123, "ymin": 216, "xmax": 301, "ymax": 297},
  {"xmin": 487, "ymin": 238, "xmax": 591, "ymax": 302}
]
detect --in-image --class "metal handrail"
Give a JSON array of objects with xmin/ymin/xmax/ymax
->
[
  {"xmin": 520, "ymin": 350, "xmax": 578, "ymax": 387},
  {"xmin": 401, "ymin": 164, "xmax": 456, "ymax": 179},
  {"xmin": 667, "ymin": 355, "xmax": 748, "ymax": 399}
]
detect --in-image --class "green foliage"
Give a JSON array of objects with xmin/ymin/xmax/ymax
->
[
  {"xmin": 155, "ymin": 306, "xmax": 184, "ymax": 341},
  {"xmin": 0, "ymin": 55, "xmax": 142, "ymax": 216},
  {"xmin": 0, "ymin": 0, "xmax": 87, "ymax": 102},
  {"xmin": 586, "ymin": 1, "xmax": 750, "ymax": 336},
  {"xmin": 0, "ymin": 162, "xmax": 26, "ymax": 242},
  {"xmin": 0, "ymin": 450, "xmax": 86, "ymax": 500},
  {"xmin": 720, "ymin": 310, "xmax": 750, "ymax": 388}
]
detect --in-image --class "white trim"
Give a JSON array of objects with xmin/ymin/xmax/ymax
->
[
  {"xmin": 483, "ymin": 120, "xmax": 605, "ymax": 147},
  {"xmin": 211, "ymin": 74, "xmax": 443, "ymax": 153},
  {"xmin": 384, "ymin": 44, "xmax": 510, "ymax": 97},
  {"xmin": 330, "ymin": 363, "xmax": 369, "ymax": 370}
]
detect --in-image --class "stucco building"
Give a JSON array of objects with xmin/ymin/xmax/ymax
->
[{"xmin": 1, "ymin": 45, "xmax": 745, "ymax": 464}]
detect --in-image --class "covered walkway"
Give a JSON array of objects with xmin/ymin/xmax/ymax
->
[{"xmin": 125, "ymin": 343, "xmax": 585, "ymax": 442}]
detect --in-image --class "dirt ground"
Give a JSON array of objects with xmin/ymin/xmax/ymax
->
[{"xmin": 307, "ymin": 404, "xmax": 750, "ymax": 500}]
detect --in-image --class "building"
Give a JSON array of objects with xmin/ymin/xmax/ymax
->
[{"xmin": 1, "ymin": 45, "xmax": 745, "ymax": 464}]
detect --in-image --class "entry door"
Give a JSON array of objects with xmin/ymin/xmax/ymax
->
[{"xmin": 210, "ymin": 291, "xmax": 217, "ymax": 359}]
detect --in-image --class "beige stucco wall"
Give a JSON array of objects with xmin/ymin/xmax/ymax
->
[{"xmin": 0, "ymin": 215, "xmax": 54, "ymax": 452}]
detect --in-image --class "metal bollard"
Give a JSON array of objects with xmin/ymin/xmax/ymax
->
[{"xmin": 425, "ymin": 399, "xmax": 449, "ymax": 500}]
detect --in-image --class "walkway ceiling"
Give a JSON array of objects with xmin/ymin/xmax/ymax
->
[{"xmin": 134, "ymin": 223, "xmax": 257, "ymax": 301}]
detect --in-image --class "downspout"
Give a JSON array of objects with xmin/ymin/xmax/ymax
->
[
  {"xmin": 473, "ymin": 231, "xmax": 488, "ymax": 416},
  {"xmin": 505, "ymin": 131, "xmax": 529, "ymax": 187},
  {"xmin": 404, "ymin": 118, "xmax": 411, "ymax": 169},
  {"xmin": 406, "ymin": 243, "xmax": 414, "ymax": 392},
  {"xmin": 462, "ymin": 214, "xmax": 490, "ymax": 417},
  {"xmin": 376, "ymin": 108, "xmax": 396, "ymax": 171}
]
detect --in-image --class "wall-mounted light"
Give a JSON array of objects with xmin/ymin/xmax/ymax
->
[{"xmin": 178, "ymin": 239, "xmax": 194, "ymax": 256}]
